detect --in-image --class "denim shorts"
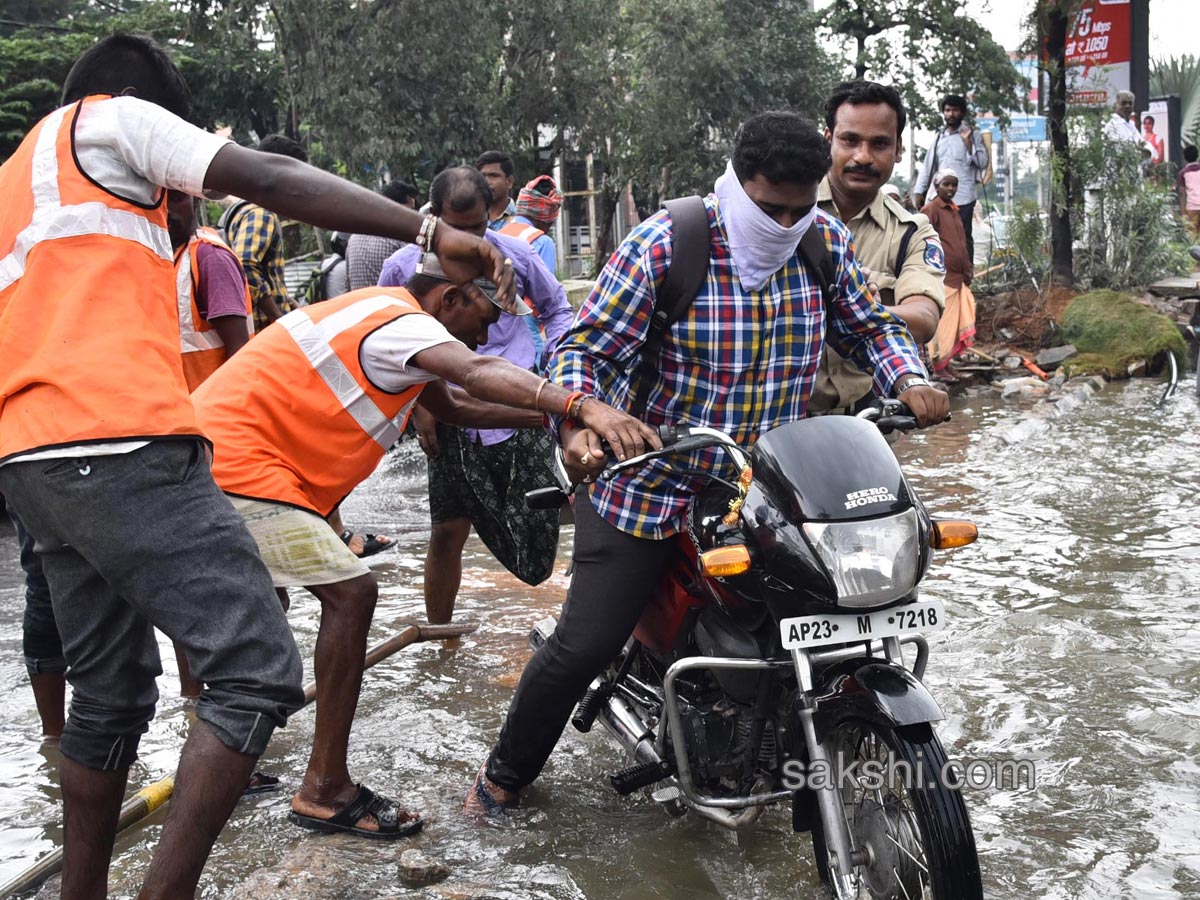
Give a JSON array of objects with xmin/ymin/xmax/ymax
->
[{"xmin": 0, "ymin": 440, "xmax": 304, "ymax": 769}]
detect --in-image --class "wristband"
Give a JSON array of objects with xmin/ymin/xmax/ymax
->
[
  {"xmin": 568, "ymin": 395, "xmax": 592, "ymax": 421},
  {"xmin": 415, "ymin": 214, "xmax": 439, "ymax": 251},
  {"xmin": 534, "ymin": 377, "xmax": 550, "ymax": 411},
  {"xmin": 563, "ymin": 390, "xmax": 586, "ymax": 418}
]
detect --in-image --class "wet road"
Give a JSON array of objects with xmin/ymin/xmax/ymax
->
[{"xmin": 0, "ymin": 380, "xmax": 1197, "ymax": 898}]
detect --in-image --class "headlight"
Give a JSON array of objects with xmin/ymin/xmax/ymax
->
[{"xmin": 802, "ymin": 509, "xmax": 920, "ymax": 609}]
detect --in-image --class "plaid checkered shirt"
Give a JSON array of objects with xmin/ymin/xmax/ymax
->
[
  {"xmin": 546, "ymin": 196, "xmax": 925, "ymax": 540},
  {"xmin": 226, "ymin": 204, "xmax": 295, "ymax": 332}
]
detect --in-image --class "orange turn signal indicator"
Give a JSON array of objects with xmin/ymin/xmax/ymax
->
[
  {"xmin": 931, "ymin": 520, "xmax": 978, "ymax": 550},
  {"xmin": 699, "ymin": 545, "xmax": 753, "ymax": 577}
]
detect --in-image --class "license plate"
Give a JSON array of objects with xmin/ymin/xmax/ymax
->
[{"xmin": 780, "ymin": 599, "xmax": 947, "ymax": 650}]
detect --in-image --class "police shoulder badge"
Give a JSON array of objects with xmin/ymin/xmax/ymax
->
[{"xmin": 923, "ymin": 239, "xmax": 946, "ymax": 273}]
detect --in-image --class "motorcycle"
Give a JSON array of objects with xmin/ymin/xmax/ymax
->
[{"xmin": 527, "ymin": 400, "xmax": 983, "ymax": 899}]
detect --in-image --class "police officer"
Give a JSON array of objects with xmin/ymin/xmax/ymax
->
[{"xmin": 808, "ymin": 80, "xmax": 947, "ymax": 415}]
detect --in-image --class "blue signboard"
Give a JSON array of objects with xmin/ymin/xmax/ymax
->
[{"xmin": 975, "ymin": 115, "xmax": 1047, "ymax": 143}]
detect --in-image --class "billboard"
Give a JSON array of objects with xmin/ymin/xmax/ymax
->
[
  {"xmin": 1064, "ymin": 0, "xmax": 1131, "ymax": 107},
  {"xmin": 976, "ymin": 116, "xmax": 1048, "ymax": 143}
]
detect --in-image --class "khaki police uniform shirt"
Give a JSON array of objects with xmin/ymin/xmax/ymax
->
[{"xmin": 807, "ymin": 177, "xmax": 946, "ymax": 413}]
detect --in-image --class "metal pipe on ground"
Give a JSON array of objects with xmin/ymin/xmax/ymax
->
[{"xmin": 0, "ymin": 620, "xmax": 478, "ymax": 899}]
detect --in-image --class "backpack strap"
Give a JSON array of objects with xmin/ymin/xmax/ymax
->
[
  {"xmin": 797, "ymin": 225, "xmax": 835, "ymax": 310},
  {"xmin": 894, "ymin": 221, "xmax": 918, "ymax": 279},
  {"xmin": 629, "ymin": 195, "xmax": 710, "ymax": 420}
]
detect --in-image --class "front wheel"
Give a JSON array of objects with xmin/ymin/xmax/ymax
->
[{"xmin": 809, "ymin": 720, "xmax": 982, "ymax": 900}]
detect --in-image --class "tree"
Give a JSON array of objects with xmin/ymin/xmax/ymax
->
[
  {"xmin": 1036, "ymin": 0, "xmax": 1078, "ymax": 287},
  {"xmin": 821, "ymin": 0, "xmax": 1028, "ymax": 130},
  {"xmin": 1150, "ymin": 54, "xmax": 1200, "ymax": 147},
  {"xmin": 0, "ymin": 1, "xmax": 286, "ymax": 163}
]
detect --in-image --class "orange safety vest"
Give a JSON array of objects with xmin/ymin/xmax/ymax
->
[
  {"xmin": 176, "ymin": 226, "xmax": 254, "ymax": 392},
  {"xmin": 0, "ymin": 96, "xmax": 197, "ymax": 463},
  {"xmin": 192, "ymin": 288, "xmax": 430, "ymax": 516},
  {"xmin": 498, "ymin": 220, "xmax": 546, "ymax": 245}
]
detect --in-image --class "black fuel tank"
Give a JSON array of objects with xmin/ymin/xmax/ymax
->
[{"xmin": 747, "ymin": 417, "xmax": 910, "ymax": 523}]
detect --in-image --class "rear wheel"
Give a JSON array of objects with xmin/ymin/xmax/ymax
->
[{"xmin": 810, "ymin": 721, "xmax": 982, "ymax": 900}]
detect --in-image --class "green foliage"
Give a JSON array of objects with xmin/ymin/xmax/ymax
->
[
  {"xmin": 1058, "ymin": 290, "xmax": 1186, "ymax": 375},
  {"xmin": 1069, "ymin": 112, "xmax": 1192, "ymax": 290},
  {"xmin": 977, "ymin": 199, "xmax": 1050, "ymax": 293},
  {"xmin": 821, "ymin": 0, "xmax": 1028, "ymax": 130},
  {"xmin": 1150, "ymin": 54, "xmax": 1200, "ymax": 148},
  {"xmin": 0, "ymin": 1, "xmax": 284, "ymax": 161}
]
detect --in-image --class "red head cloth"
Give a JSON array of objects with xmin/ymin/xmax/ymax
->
[{"xmin": 515, "ymin": 175, "xmax": 563, "ymax": 225}]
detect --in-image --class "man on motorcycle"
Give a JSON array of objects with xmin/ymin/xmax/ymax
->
[{"xmin": 465, "ymin": 110, "xmax": 949, "ymax": 815}]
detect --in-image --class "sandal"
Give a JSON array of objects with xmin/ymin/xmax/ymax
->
[
  {"xmin": 339, "ymin": 530, "xmax": 395, "ymax": 558},
  {"xmin": 243, "ymin": 771, "xmax": 281, "ymax": 796},
  {"xmin": 288, "ymin": 783, "xmax": 423, "ymax": 840}
]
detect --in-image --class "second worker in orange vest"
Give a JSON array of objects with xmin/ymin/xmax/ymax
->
[
  {"xmin": 167, "ymin": 190, "xmax": 254, "ymax": 394},
  {"xmin": 191, "ymin": 265, "xmax": 659, "ymax": 840}
]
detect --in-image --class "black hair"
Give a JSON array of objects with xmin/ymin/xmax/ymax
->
[
  {"xmin": 474, "ymin": 150, "xmax": 514, "ymax": 178},
  {"xmin": 1143, "ymin": 115, "xmax": 1155, "ymax": 126},
  {"xmin": 61, "ymin": 33, "xmax": 192, "ymax": 120},
  {"xmin": 382, "ymin": 180, "xmax": 419, "ymax": 206},
  {"xmin": 405, "ymin": 272, "xmax": 446, "ymax": 298},
  {"xmin": 256, "ymin": 133, "xmax": 308, "ymax": 163},
  {"xmin": 940, "ymin": 94, "xmax": 968, "ymax": 113},
  {"xmin": 824, "ymin": 80, "xmax": 907, "ymax": 138},
  {"xmin": 731, "ymin": 111, "xmax": 831, "ymax": 186},
  {"xmin": 429, "ymin": 166, "xmax": 492, "ymax": 215},
  {"xmin": 1185, "ymin": 146, "xmax": 1198, "ymax": 163}
]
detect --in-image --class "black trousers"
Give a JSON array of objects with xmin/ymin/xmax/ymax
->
[
  {"xmin": 958, "ymin": 200, "xmax": 976, "ymax": 264},
  {"xmin": 486, "ymin": 486, "xmax": 677, "ymax": 791}
]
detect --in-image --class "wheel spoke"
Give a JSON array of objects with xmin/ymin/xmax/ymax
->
[{"xmin": 885, "ymin": 829, "xmax": 930, "ymax": 874}]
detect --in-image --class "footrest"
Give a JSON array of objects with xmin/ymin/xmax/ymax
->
[
  {"xmin": 571, "ymin": 685, "xmax": 609, "ymax": 733},
  {"xmin": 610, "ymin": 760, "xmax": 674, "ymax": 795}
]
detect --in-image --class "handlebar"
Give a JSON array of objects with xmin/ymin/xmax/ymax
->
[{"xmin": 525, "ymin": 400, "xmax": 948, "ymax": 509}]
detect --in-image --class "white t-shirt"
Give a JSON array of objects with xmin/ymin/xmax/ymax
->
[
  {"xmin": 359, "ymin": 314, "xmax": 459, "ymax": 392},
  {"xmin": 4, "ymin": 97, "xmax": 230, "ymax": 468}
]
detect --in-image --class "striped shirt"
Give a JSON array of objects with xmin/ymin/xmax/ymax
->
[
  {"xmin": 226, "ymin": 204, "xmax": 295, "ymax": 331},
  {"xmin": 547, "ymin": 196, "xmax": 923, "ymax": 539}
]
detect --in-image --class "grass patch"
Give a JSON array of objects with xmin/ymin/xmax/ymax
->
[{"xmin": 1057, "ymin": 290, "xmax": 1185, "ymax": 376}]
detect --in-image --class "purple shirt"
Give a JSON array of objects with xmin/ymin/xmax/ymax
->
[
  {"xmin": 195, "ymin": 241, "xmax": 251, "ymax": 321},
  {"xmin": 378, "ymin": 229, "xmax": 574, "ymax": 445}
]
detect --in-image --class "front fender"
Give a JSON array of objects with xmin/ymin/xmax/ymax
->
[{"xmin": 809, "ymin": 658, "xmax": 944, "ymax": 742}]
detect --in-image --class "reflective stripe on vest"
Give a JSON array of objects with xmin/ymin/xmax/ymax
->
[
  {"xmin": 0, "ymin": 105, "xmax": 172, "ymax": 295},
  {"xmin": 278, "ymin": 296, "xmax": 418, "ymax": 450},
  {"xmin": 498, "ymin": 221, "xmax": 544, "ymax": 245},
  {"xmin": 176, "ymin": 250, "xmax": 224, "ymax": 353}
]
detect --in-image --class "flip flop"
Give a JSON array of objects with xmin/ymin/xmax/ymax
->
[
  {"xmin": 339, "ymin": 530, "xmax": 395, "ymax": 558},
  {"xmin": 288, "ymin": 783, "xmax": 422, "ymax": 840},
  {"xmin": 243, "ymin": 771, "xmax": 281, "ymax": 796}
]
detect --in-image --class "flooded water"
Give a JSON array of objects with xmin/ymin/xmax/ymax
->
[{"xmin": 1, "ymin": 380, "xmax": 1198, "ymax": 899}]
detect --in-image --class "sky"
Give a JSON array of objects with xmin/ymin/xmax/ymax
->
[
  {"xmin": 812, "ymin": 0, "xmax": 1197, "ymax": 59},
  {"xmin": 970, "ymin": 0, "xmax": 1197, "ymax": 59}
]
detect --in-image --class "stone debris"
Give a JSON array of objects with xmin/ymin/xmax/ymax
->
[
  {"xmin": 998, "ymin": 376, "xmax": 1105, "ymax": 445},
  {"xmin": 999, "ymin": 376, "xmax": 1052, "ymax": 399},
  {"xmin": 398, "ymin": 848, "xmax": 450, "ymax": 886},
  {"xmin": 1035, "ymin": 344, "xmax": 1078, "ymax": 369}
]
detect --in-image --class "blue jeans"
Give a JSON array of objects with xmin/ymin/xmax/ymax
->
[{"xmin": 0, "ymin": 440, "xmax": 304, "ymax": 770}]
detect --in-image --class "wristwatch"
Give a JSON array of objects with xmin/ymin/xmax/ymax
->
[{"xmin": 895, "ymin": 375, "xmax": 932, "ymax": 395}]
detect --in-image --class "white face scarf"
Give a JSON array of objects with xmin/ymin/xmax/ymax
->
[{"xmin": 713, "ymin": 160, "xmax": 818, "ymax": 292}]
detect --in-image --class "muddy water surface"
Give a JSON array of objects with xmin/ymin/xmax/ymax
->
[{"xmin": 0, "ymin": 381, "xmax": 1197, "ymax": 899}]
